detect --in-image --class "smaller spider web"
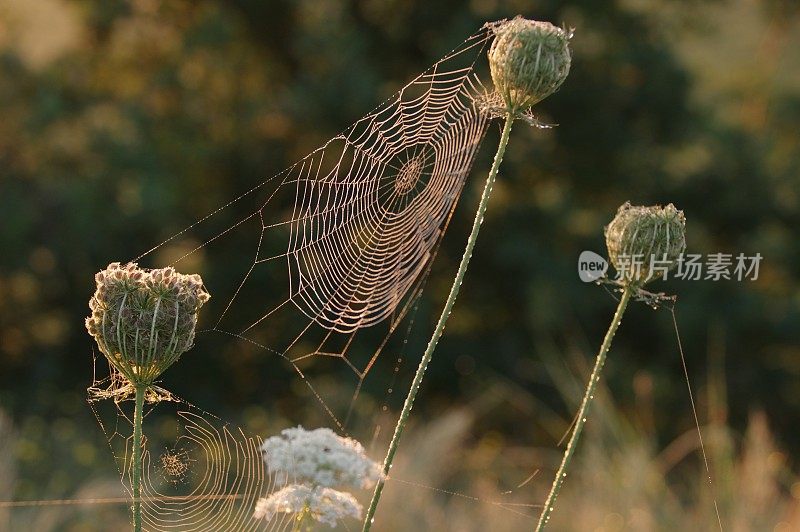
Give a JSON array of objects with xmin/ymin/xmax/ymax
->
[{"xmin": 88, "ymin": 379, "xmax": 297, "ymax": 532}]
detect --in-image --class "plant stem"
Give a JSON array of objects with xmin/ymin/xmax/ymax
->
[
  {"xmin": 291, "ymin": 506, "xmax": 309, "ymax": 532},
  {"xmin": 535, "ymin": 287, "xmax": 632, "ymax": 531},
  {"xmin": 132, "ymin": 384, "xmax": 145, "ymax": 532},
  {"xmin": 362, "ymin": 113, "xmax": 515, "ymax": 531}
]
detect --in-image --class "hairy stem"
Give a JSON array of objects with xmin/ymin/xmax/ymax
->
[
  {"xmin": 535, "ymin": 287, "xmax": 632, "ymax": 531},
  {"xmin": 362, "ymin": 113, "xmax": 515, "ymax": 531},
  {"xmin": 132, "ymin": 384, "xmax": 145, "ymax": 532},
  {"xmin": 291, "ymin": 506, "xmax": 308, "ymax": 532}
]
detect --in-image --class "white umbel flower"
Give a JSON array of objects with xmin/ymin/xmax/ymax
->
[
  {"xmin": 261, "ymin": 427, "xmax": 382, "ymax": 490},
  {"xmin": 253, "ymin": 485, "xmax": 362, "ymax": 528}
]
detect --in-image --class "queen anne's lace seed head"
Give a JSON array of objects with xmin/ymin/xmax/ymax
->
[
  {"xmin": 253, "ymin": 485, "xmax": 362, "ymax": 528},
  {"xmin": 605, "ymin": 202, "xmax": 687, "ymax": 285},
  {"xmin": 488, "ymin": 17, "xmax": 572, "ymax": 114},
  {"xmin": 85, "ymin": 262, "xmax": 210, "ymax": 385},
  {"xmin": 261, "ymin": 426, "xmax": 381, "ymax": 490}
]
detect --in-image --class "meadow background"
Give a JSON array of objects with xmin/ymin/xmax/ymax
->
[{"xmin": 1, "ymin": 0, "xmax": 800, "ymax": 530}]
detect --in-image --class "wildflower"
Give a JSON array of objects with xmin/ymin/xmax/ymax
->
[
  {"xmin": 253, "ymin": 485, "xmax": 362, "ymax": 528},
  {"xmin": 85, "ymin": 262, "xmax": 209, "ymax": 531},
  {"xmin": 488, "ymin": 17, "xmax": 572, "ymax": 115},
  {"xmin": 604, "ymin": 202, "xmax": 687, "ymax": 285},
  {"xmin": 85, "ymin": 262, "xmax": 210, "ymax": 386},
  {"xmin": 255, "ymin": 427, "xmax": 379, "ymax": 528},
  {"xmin": 261, "ymin": 426, "xmax": 382, "ymax": 490},
  {"xmin": 536, "ymin": 202, "xmax": 688, "ymax": 530}
]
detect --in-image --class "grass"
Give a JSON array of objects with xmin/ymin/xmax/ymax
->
[
  {"xmin": 373, "ymin": 372, "xmax": 800, "ymax": 531},
  {"xmin": 2, "ymin": 358, "xmax": 799, "ymax": 531}
]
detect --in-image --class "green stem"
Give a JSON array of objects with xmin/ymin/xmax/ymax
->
[
  {"xmin": 291, "ymin": 507, "xmax": 308, "ymax": 532},
  {"xmin": 362, "ymin": 113, "xmax": 515, "ymax": 531},
  {"xmin": 535, "ymin": 287, "xmax": 632, "ymax": 531},
  {"xmin": 132, "ymin": 384, "xmax": 145, "ymax": 532}
]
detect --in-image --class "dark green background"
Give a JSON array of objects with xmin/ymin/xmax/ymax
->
[{"xmin": 1, "ymin": 0, "xmax": 799, "ymax": 529}]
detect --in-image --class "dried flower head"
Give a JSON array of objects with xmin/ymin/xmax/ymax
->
[
  {"xmin": 85, "ymin": 262, "xmax": 210, "ymax": 385},
  {"xmin": 261, "ymin": 426, "xmax": 381, "ymax": 490},
  {"xmin": 253, "ymin": 485, "xmax": 362, "ymax": 528},
  {"xmin": 605, "ymin": 202, "xmax": 687, "ymax": 285},
  {"xmin": 488, "ymin": 17, "xmax": 572, "ymax": 114}
]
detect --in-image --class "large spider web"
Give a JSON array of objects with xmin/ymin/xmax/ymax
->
[
  {"xmin": 126, "ymin": 24, "xmax": 496, "ymax": 426},
  {"xmin": 220, "ymin": 49, "xmax": 490, "ymax": 339},
  {"xmin": 86, "ymin": 23, "xmax": 536, "ymax": 531}
]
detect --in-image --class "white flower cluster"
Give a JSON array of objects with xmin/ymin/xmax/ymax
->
[
  {"xmin": 253, "ymin": 427, "xmax": 382, "ymax": 528},
  {"xmin": 253, "ymin": 485, "xmax": 362, "ymax": 527},
  {"xmin": 261, "ymin": 426, "xmax": 382, "ymax": 489}
]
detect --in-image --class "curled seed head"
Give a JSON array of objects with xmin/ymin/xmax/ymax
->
[
  {"xmin": 86, "ymin": 262, "xmax": 210, "ymax": 385},
  {"xmin": 605, "ymin": 202, "xmax": 687, "ymax": 285},
  {"xmin": 488, "ymin": 17, "xmax": 572, "ymax": 114}
]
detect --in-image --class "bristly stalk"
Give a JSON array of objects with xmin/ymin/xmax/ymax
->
[
  {"xmin": 85, "ymin": 263, "xmax": 210, "ymax": 531},
  {"xmin": 535, "ymin": 287, "xmax": 632, "ymax": 530},
  {"xmin": 292, "ymin": 506, "xmax": 309, "ymax": 532},
  {"xmin": 362, "ymin": 112, "xmax": 515, "ymax": 531},
  {"xmin": 363, "ymin": 18, "xmax": 573, "ymax": 529},
  {"xmin": 132, "ymin": 384, "xmax": 145, "ymax": 532},
  {"xmin": 537, "ymin": 202, "xmax": 686, "ymax": 529}
]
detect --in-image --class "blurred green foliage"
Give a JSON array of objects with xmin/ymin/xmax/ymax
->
[{"xmin": 1, "ymin": 0, "xmax": 799, "ymax": 527}]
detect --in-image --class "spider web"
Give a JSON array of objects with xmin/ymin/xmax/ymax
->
[
  {"xmin": 86, "ymin": 22, "xmax": 531, "ymax": 531},
  {"xmin": 88, "ymin": 381, "xmax": 296, "ymax": 531},
  {"xmin": 128, "ymin": 24, "xmax": 495, "ymax": 430}
]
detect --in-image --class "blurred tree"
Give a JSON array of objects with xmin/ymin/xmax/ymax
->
[{"xmin": 0, "ymin": 0, "xmax": 798, "ymax": 524}]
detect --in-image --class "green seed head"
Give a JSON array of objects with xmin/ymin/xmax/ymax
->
[
  {"xmin": 488, "ymin": 17, "xmax": 572, "ymax": 114},
  {"xmin": 605, "ymin": 202, "xmax": 687, "ymax": 285},
  {"xmin": 86, "ymin": 262, "xmax": 210, "ymax": 385}
]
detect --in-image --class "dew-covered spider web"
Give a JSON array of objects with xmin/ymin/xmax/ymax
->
[
  {"xmin": 89, "ymin": 383, "xmax": 293, "ymax": 531},
  {"xmin": 129, "ymin": 23, "xmax": 495, "ymax": 426},
  {"xmin": 85, "ymin": 22, "xmax": 551, "ymax": 531}
]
